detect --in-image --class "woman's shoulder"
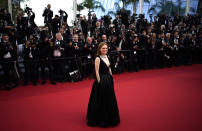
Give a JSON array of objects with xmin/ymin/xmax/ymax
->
[
  {"xmin": 95, "ymin": 56, "xmax": 100, "ymax": 60},
  {"xmin": 95, "ymin": 56, "xmax": 100, "ymax": 62}
]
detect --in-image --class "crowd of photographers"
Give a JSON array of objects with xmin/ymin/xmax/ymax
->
[{"xmin": 0, "ymin": 4, "xmax": 202, "ymax": 90}]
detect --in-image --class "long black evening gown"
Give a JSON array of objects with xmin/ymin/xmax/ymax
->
[{"xmin": 87, "ymin": 56, "xmax": 120, "ymax": 127}]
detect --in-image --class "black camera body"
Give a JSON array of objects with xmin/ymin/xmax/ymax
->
[
  {"xmin": 25, "ymin": 5, "xmax": 32, "ymax": 14},
  {"xmin": 76, "ymin": 14, "xmax": 81, "ymax": 18},
  {"xmin": 58, "ymin": 9, "xmax": 64, "ymax": 15},
  {"xmin": 88, "ymin": 11, "xmax": 94, "ymax": 17},
  {"xmin": 139, "ymin": 14, "xmax": 145, "ymax": 19}
]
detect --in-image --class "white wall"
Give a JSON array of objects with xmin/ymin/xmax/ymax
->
[{"xmin": 21, "ymin": 0, "xmax": 88, "ymax": 26}]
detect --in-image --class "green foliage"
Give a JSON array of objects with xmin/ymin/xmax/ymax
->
[
  {"xmin": 197, "ymin": 0, "xmax": 202, "ymax": 16},
  {"xmin": 0, "ymin": 0, "xmax": 8, "ymax": 9},
  {"xmin": 107, "ymin": 0, "xmax": 150, "ymax": 17},
  {"xmin": 148, "ymin": 0, "xmax": 195, "ymax": 16},
  {"xmin": 107, "ymin": 11, "xmax": 117, "ymax": 16},
  {"xmin": 81, "ymin": 0, "xmax": 105, "ymax": 12},
  {"xmin": 77, "ymin": 3, "xmax": 85, "ymax": 13},
  {"xmin": 0, "ymin": 0, "xmax": 30, "ymax": 9}
]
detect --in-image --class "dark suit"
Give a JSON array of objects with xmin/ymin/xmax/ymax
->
[
  {"xmin": 42, "ymin": 8, "xmax": 53, "ymax": 24},
  {"xmin": 26, "ymin": 12, "xmax": 36, "ymax": 38},
  {"xmin": 51, "ymin": 18, "xmax": 60, "ymax": 37},
  {"xmin": 156, "ymin": 38, "xmax": 166, "ymax": 68},
  {"xmin": 60, "ymin": 12, "xmax": 68, "ymax": 24},
  {"xmin": 39, "ymin": 40, "xmax": 55, "ymax": 83},
  {"xmin": 23, "ymin": 44, "xmax": 38, "ymax": 85},
  {"xmin": 171, "ymin": 37, "xmax": 180, "ymax": 66},
  {"xmin": 138, "ymin": 35, "xmax": 148, "ymax": 69},
  {"xmin": 52, "ymin": 40, "xmax": 66, "ymax": 82},
  {"xmin": 0, "ymin": 41, "xmax": 18, "ymax": 89},
  {"xmin": 129, "ymin": 41, "xmax": 140, "ymax": 72},
  {"xmin": 82, "ymin": 43, "xmax": 95, "ymax": 77}
]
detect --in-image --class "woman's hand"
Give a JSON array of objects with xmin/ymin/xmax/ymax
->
[{"xmin": 97, "ymin": 78, "xmax": 101, "ymax": 83}]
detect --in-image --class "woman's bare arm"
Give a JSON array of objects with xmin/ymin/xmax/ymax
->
[
  {"xmin": 95, "ymin": 57, "xmax": 100, "ymax": 83},
  {"xmin": 108, "ymin": 57, "xmax": 113, "ymax": 76},
  {"xmin": 109, "ymin": 67, "xmax": 112, "ymax": 76}
]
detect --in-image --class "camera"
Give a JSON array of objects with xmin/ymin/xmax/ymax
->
[
  {"xmin": 58, "ymin": 9, "xmax": 64, "ymax": 15},
  {"xmin": 76, "ymin": 14, "xmax": 81, "ymax": 18},
  {"xmin": 88, "ymin": 11, "xmax": 94, "ymax": 17},
  {"xmin": 25, "ymin": 5, "xmax": 32, "ymax": 13},
  {"xmin": 139, "ymin": 14, "xmax": 145, "ymax": 19},
  {"xmin": 103, "ymin": 15, "xmax": 111, "ymax": 27}
]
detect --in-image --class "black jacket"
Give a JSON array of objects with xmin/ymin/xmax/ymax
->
[
  {"xmin": 42, "ymin": 8, "xmax": 53, "ymax": 24},
  {"xmin": 0, "ymin": 41, "xmax": 17, "ymax": 61}
]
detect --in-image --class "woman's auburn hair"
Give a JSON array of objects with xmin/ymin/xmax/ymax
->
[{"xmin": 96, "ymin": 42, "xmax": 108, "ymax": 56}]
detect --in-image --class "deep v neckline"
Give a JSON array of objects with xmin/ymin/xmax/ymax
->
[{"xmin": 99, "ymin": 56, "xmax": 110, "ymax": 68}]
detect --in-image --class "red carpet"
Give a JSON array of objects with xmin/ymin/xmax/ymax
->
[{"xmin": 0, "ymin": 64, "xmax": 202, "ymax": 131}]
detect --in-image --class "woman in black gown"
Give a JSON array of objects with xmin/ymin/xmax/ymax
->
[{"xmin": 87, "ymin": 42, "xmax": 120, "ymax": 127}]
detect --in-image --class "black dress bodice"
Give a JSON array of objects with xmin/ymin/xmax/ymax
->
[{"xmin": 98, "ymin": 56, "xmax": 110, "ymax": 75}]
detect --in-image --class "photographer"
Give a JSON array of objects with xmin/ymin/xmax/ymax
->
[
  {"xmin": 110, "ymin": 34, "xmax": 128, "ymax": 74},
  {"xmin": 66, "ymin": 34, "xmax": 83, "ymax": 77},
  {"xmin": 130, "ymin": 13, "xmax": 137, "ymax": 25},
  {"xmin": 59, "ymin": 9, "xmax": 68, "ymax": 25},
  {"xmin": 92, "ymin": 21, "xmax": 104, "ymax": 41},
  {"xmin": 90, "ymin": 13, "xmax": 97, "ymax": 36},
  {"xmin": 136, "ymin": 14, "xmax": 147, "ymax": 33},
  {"xmin": 23, "ymin": 35, "xmax": 39, "ymax": 86},
  {"xmin": 113, "ymin": 15, "xmax": 121, "ymax": 32},
  {"xmin": 156, "ymin": 32, "xmax": 167, "ymax": 68},
  {"xmin": 25, "ymin": 6, "xmax": 36, "ymax": 39},
  {"xmin": 103, "ymin": 15, "xmax": 111, "ymax": 29},
  {"xmin": 51, "ymin": 15, "xmax": 61, "ymax": 37},
  {"xmin": 109, "ymin": 34, "xmax": 119, "ymax": 51},
  {"xmin": 147, "ymin": 33, "xmax": 157, "ymax": 69},
  {"xmin": 82, "ymin": 37, "xmax": 95, "ymax": 78},
  {"xmin": 171, "ymin": 31, "xmax": 181, "ymax": 66},
  {"xmin": 129, "ymin": 35, "xmax": 140, "ymax": 72},
  {"xmin": 39, "ymin": 26, "xmax": 51, "ymax": 42},
  {"xmin": 42, "ymin": 4, "xmax": 53, "ymax": 32},
  {"xmin": 164, "ymin": 33, "xmax": 174, "ymax": 67},
  {"xmin": 197, "ymin": 29, "xmax": 202, "ymax": 63},
  {"xmin": 0, "ymin": 9, "xmax": 14, "ymax": 38},
  {"xmin": 52, "ymin": 33, "xmax": 66, "ymax": 82},
  {"xmin": 16, "ymin": 11, "xmax": 26, "ymax": 44},
  {"xmin": 119, "ymin": 9, "xmax": 129, "ymax": 29},
  {"xmin": 0, "ymin": 34, "xmax": 18, "ymax": 90},
  {"xmin": 0, "ymin": 8, "xmax": 13, "ymax": 27},
  {"xmin": 61, "ymin": 24, "xmax": 71, "ymax": 43},
  {"xmin": 80, "ymin": 15, "xmax": 88, "ymax": 40},
  {"xmin": 174, "ymin": 13, "xmax": 181, "ymax": 25},
  {"xmin": 39, "ymin": 36, "xmax": 56, "ymax": 85},
  {"xmin": 138, "ymin": 30, "xmax": 148, "ymax": 69}
]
